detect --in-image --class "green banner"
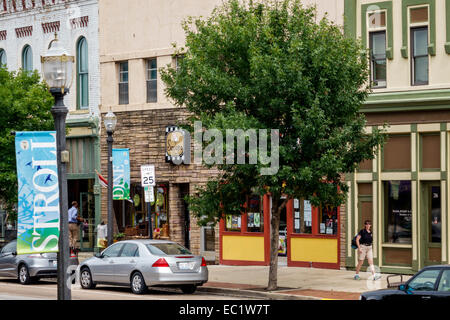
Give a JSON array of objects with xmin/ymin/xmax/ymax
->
[{"xmin": 112, "ymin": 148, "xmax": 130, "ymax": 200}]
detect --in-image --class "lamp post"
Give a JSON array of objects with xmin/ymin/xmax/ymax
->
[
  {"xmin": 103, "ymin": 111, "xmax": 117, "ymax": 246},
  {"xmin": 41, "ymin": 34, "xmax": 74, "ymax": 300}
]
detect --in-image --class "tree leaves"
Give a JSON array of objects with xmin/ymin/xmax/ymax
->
[
  {"xmin": 0, "ymin": 67, "xmax": 54, "ymax": 214},
  {"xmin": 162, "ymin": 0, "xmax": 386, "ymax": 224}
]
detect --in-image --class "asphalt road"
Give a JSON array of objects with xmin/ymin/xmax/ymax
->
[{"xmin": 0, "ymin": 278, "xmax": 249, "ymax": 300}]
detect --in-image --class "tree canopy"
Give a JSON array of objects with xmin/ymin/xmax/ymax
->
[
  {"xmin": 162, "ymin": 0, "xmax": 385, "ymax": 289},
  {"xmin": 0, "ymin": 67, "xmax": 54, "ymax": 216}
]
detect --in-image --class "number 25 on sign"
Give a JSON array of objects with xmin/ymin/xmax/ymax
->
[{"xmin": 140, "ymin": 165, "xmax": 155, "ymax": 186}]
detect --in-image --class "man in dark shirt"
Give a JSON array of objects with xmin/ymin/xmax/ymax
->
[{"xmin": 354, "ymin": 220, "xmax": 380, "ymax": 281}]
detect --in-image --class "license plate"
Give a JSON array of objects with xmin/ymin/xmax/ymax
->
[
  {"xmin": 52, "ymin": 261, "xmax": 57, "ymax": 267},
  {"xmin": 178, "ymin": 262, "xmax": 195, "ymax": 270}
]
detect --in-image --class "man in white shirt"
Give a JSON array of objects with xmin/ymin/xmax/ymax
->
[{"xmin": 68, "ymin": 201, "xmax": 80, "ymax": 251}]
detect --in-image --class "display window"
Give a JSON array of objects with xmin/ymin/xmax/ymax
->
[
  {"xmin": 319, "ymin": 206, "xmax": 338, "ymax": 235},
  {"xmin": 384, "ymin": 180, "xmax": 412, "ymax": 244},
  {"xmin": 247, "ymin": 194, "xmax": 264, "ymax": 233},
  {"xmin": 225, "ymin": 214, "xmax": 241, "ymax": 232},
  {"xmin": 293, "ymin": 198, "xmax": 312, "ymax": 234}
]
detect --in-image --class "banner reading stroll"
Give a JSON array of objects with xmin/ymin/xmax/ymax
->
[
  {"xmin": 15, "ymin": 132, "xmax": 60, "ymax": 255},
  {"xmin": 112, "ymin": 148, "xmax": 130, "ymax": 200}
]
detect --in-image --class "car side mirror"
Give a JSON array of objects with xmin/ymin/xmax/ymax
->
[
  {"xmin": 399, "ymin": 284, "xmax": 406, "ymax": 291},
  {"xmin": 95, "ymin": 253, "xmax": 103, "ymax": 258}
]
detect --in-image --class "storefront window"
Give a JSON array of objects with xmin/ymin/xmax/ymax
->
[
  {"xmin": 293, "ymin": 199, "xmax": 312, "ymax": 234},
  {"xmin": 430, "ymin": 186, "xmax": 441, "ymax": 243},
  {"xmin": 225, "ymin": 214, "xmax": 241, "ymax": 232},
  {"xmin": 385, "ymin": 181, "xmax": 412, "ymax": 244},
  {"xmin": 152, "ymin": 185, "xmax": 169, "ymax": 233},
  {"xmin": 247, "ymin": 194, "xmax": 263, "ymax": 232},
  {"xmin": 319, "ymin": 206, "xmax": 338, "ymax": 235}
]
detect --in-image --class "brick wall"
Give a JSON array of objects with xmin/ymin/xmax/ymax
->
[{"xmin": 100, "ymin": 107, "xmax": 221, "ymax": 258}]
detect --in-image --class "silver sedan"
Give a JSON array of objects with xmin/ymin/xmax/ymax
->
[
  {"xmin": 79, "ymin": 240, "xmax": 208, "ymax": 294},
  {"xmin": 0, "ymin": 239, "xmax": 79, "ymax": 284}
]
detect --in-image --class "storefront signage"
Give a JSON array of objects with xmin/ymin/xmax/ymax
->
[
  {"xmin": 112, "ymin": 148, "xmax": 130, "ymax": 200},
  {"xmin": 15, "ymin": 132, "xmax": 60, "ymax": 255},
  {"xmin": 165, "ymin": 125, "xmax": 190, "ymax": 165},
  {"xmin": 144, "ymin": 186, "xmax": 155, "ymax": 203}
]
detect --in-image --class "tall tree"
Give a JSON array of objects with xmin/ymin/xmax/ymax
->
[
  {"xmin": 0, "ymin": 67, "xmax": 54, "ymax": 220},
  {"xmin": 162, "ymin": 0, "xmax": 385, "ymax": 290}
]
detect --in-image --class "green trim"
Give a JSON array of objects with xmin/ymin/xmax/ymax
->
[
  {"xmin": 411, "ymin": 124, "xmax": 418, "ymax": 133},
  {"xmin": 344, "ymin": 0, "xmax": 357, "ymax": 39},
  {"xmin": 446, "ymin": 0, "xmax": 450, "ymax": 53},
  {"xmin": 412, "ymin": 172, "xmax": 418, "ymax": 180},
  {"xmin": 401, "ymin": 0, "xmax": 436, "ymax": 58},
  {"xmin": 361, "ymin": 1, "xmax": 394, "ymax": 59},
  {"xmin": 363, "ymin": 88, "xmax": 450, "ymax": 112}
]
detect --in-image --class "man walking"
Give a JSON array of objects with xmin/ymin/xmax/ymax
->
[
  {"xmin": 68, "ymin": 201, "xmax": 80, "ymax": 252},
  {"xmin": 354, "ymin": 220, "xmax": 381, "ymax": 281}
]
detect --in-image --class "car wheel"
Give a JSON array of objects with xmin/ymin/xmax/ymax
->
[
  {"xmin": 80, "ymin": 267, "xmax": 96, "ymax": 289},
  {"xmin": 180, "ymin": 284, "xmax": 197, "ymax": 294},
  {"xmin": 18, "ymin": 264, "xmax": 31, "ymax": 285},
  {"xmin": 130, "ymin": 272, "xmax": 147, "ymax": 295}
]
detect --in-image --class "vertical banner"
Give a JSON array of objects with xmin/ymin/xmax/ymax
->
[
  {"xmin": 112, "ymin": 148, "xmax": 130, "ymax": 200},
  {"xmin": 15, "ymin": 132, "xmax": 60, "ymax": 254}
]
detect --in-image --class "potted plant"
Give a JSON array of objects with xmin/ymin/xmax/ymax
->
[{"xmin": 113, "ymin": 232, "xmax": 126, "ymax": 242}]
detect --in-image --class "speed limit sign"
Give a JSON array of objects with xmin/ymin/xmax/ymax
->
[{"xmin": 140, "ymin": 165, "xmax": 155, "ymax": 186}]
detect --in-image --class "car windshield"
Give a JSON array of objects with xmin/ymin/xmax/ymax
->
[{"xmin": 146, "ymin": 243, "xmax": 192, "ymax": 256}]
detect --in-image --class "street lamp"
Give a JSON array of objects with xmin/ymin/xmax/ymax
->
[
  {"xmin": 41, "ymin": 34, "xmax": 74, "ymax": 301},
  {"xmin": 104, "ymin": 110, "xmax": 117, "ymax": 246}
]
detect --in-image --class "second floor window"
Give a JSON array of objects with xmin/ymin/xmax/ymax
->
[
  {"xmin": 119, "ymin": 61, "xmax": 129, "ymax": 105},
  {"xmin": 146, "ymin": 58, "xmax": 157, "ymax": 103},
  {"xmin": 22, "ymin": 45, "xmax": 32, "ymax": 72},
  {"xmin": 0, "ymin": 49, "xmax": 6, "ymax": 67},
  {"xmin": 77, "ymin": 37, "xmax": 89, "ymax": 109},
  {"xmin": 410, "ymin": 6, "xmax": 429, "ymax": 86},
  {"xmin": 411, "ymin": 27, "xmax": 428, "ymax": 85},
  {"xmin": 369, "ymin": 31, "xmax": 386, "ymax": 88}
]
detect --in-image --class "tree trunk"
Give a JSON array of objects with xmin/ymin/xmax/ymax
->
[{"xmin": 267, "ymin": 197, "xmax": 289, "ymax": 291}]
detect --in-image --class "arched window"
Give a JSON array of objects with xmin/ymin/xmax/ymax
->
[
  {"xmin": 22, "ymin": 45, "xmax": 33, "ymax": 72},
  {"xmin": 0, "ymin": 49, "xmax": 6, "ymax": 67},
  {"xmin": 77, "ymin": 37, "xmax": 89, "ymax": 109}
]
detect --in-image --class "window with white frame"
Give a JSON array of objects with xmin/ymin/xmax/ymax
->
[
  {"xmin": 22, "ymin": 45, "xmax": 32, "ymax": 72},
  {"xmin": 367, "ymin": 11, "xmax": 387, "ymax": 88},
  {"xmin": 0, "ymin": 49, "xmax": 6, "ymax": 67},
  {"xmin": 409, "ymin": 6, "xmax": 429, "ymax": 86},
  {"xmin": 146, "ymin": 58, "xmax": 157, "ymax": 103},
  {"xmin": 118, "ymin": 61, "xmax": 129, "ymax": 105},
  {"xmin": 77, "ymin": 37, "xmax": 89, "ymax": 109}
]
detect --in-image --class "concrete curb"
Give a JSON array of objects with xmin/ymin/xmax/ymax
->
[{"xmin": 197, "ymin": 286, "xmax": 321, "ymax": 300}]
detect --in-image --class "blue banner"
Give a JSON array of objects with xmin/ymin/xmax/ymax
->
[
  {"xmin": 15, "ymin": 132, "xmax": 60, "ymax": 255},
  {"xmin": 112, "ymin": 148, "xmax": 130, "ymax": 200}
]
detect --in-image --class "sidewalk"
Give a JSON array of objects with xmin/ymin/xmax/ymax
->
[{"xmin": 199, "ymin": 265, "xmax": 411, "ymax": 300}]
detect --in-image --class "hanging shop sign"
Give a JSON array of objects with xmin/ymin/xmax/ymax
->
[
  {"xmin": 15, "ymin": 132, "xmax": 60, "ymax": 255},
  {"xmin": 165, "ymin": 125, "xmax": 190, "ymax": 164},
  {"xmin": 112, "ymin": 148, "xmax": 130, "ymax": 200}
]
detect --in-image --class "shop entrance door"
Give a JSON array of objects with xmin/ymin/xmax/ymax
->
[
  {"xmin": 180, "ymin": 184, "xmax": 190, "ymax": 250},
  {"xmin": 421, "ymin": 182, "xmax": 442, "ymax": 267},
  {"xmin": 80, "ymin": 192, "xmax": 95, "ymax": 251}
]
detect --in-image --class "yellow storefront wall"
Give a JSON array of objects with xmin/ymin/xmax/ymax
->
[
  {"xmin": 290, "ymin": 238, "xmax": 338, "ymax": 264},
  {"xmin": 222, "ymin": 235, "xmax": 265, "ymax": 262}
]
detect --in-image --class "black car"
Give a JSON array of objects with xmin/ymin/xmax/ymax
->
[{"xmin": 361, "ymin": 265, "xmax": 450, "ymax": 300}]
